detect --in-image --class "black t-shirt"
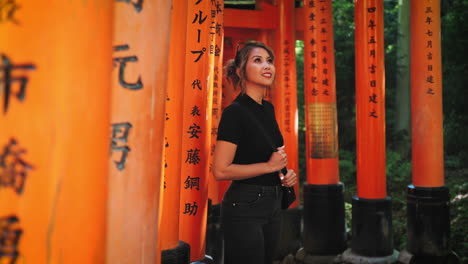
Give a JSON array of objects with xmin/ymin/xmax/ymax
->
[{"xmin": 217, "ymin": 93, "xmax": 284, "ymax": 186}]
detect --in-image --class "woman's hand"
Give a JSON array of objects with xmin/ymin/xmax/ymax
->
[
  {"xmin": 266, "ymin": 146, "xmax": 287, "ymax": 173},
  {"xmin": 279, "ymin": 169, "xmax": 297, "ymax": 187}
]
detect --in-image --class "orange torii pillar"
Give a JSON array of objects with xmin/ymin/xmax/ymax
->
[
  {"xmin": 271, "ymin": 0, "xmax": 302, "ymax": 260},
  {"xmin": 299, "ymin": 0, "xmax": 346, "ymax": 261},
  {"xmin": 179, "ymin": 0, "xmax": 213, "ymax": 263},
  {"xmin": 218, "ymin": 36, "xmax": 237, "ymax": 201},
  {"xmin": 274, "ymin": 0, "xmax": 300, "ymax": 209},
  {"xmin": 399, "ymin": 1, "xmax": 459, "ymax": 263},
  {"xmin": 343, "ymin": 0, "xmax": 397, "ymax": 262},
  {"xmin": 107, "ymin": 1, "xmax": 171, "ymax": 263},
  {"xmin": 0, "ymin": 1, "xmax": 112, "ymax": 263},
  {"xmin": 160, "ymin": 0, "xmax": 190, "ymax": 263},
  {"xmin": 206, "ymin": 0, "xmax": 225, "ymax": 261}
]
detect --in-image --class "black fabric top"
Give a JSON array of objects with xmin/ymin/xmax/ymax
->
[{"xmin": 217, "ymin": 93, "xmax": 284, "ymax": 186}]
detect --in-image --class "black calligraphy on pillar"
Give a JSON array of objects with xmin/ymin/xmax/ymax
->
[
  {"xmin": 192, "ymin": 79, "xmax": 202, "ymax": 90},
  {"xmin": 183, "ymin": 202, "xmax": 198, "ymax": 216},
  {"xmin": 110, "ymin": 122, "xmax": 132, "ymax": 171},
  {"xmin": 0, "ymin": 0, "xmax": 20, "ymax": 24},
  {"xmin": 113, "ymin": 45, "xmax": 143, "ymax": 90},
  {"xmin": 367, "ymin": 4, "xmax": 378, "ymax": 118},
  {"xmin": 185, "ymin": 148, "xmax": 201, "ymax": 165},
  {"xmin": 320, "ymin": 2, "xmax": 330, "ymax": 96},
  {"xmin": 191, "ymin": 105, "xmax": 201, "ymax": 116},
  {"xmin": 187, "ymin": 123, "xmax": 202, "ymax": 139},
  {"xmin": 0, "ymin": 138, "xmax": 33, "ymax": 195},
  {"xmin": 211, "ymin": 0, "xmax": 222, "ymax": 15},
  {"xmin": 0, "ymin": 215, "xmax": 22, "ymax": 263},
  {"xmin": 183, "ymin": 176, "xmax": 200, "ymax": 190},
  {"xmin": 212, "ymin": 107, "xmax": 219, "ymax": 120},
  {"xmin": 309, "ymin": 12, "xmax": 315, "ymax": 21},
  {"xmin": 192, "ymin": 10, "xmax": 207, "ymax": 28},
  {"xmin": 0, "ymin": 54, "xmax": 35, "ymax": 114},
  {"xmin": 191, "ymin": 48, "xmax": 206, "ymax": 63},
  {"xmin": 115, "ymin": 0, "xmax": 143, "ymax": 13},
  {"xmin": 424, "ymin": 2, "xmax": 435, "ymax": 95}
]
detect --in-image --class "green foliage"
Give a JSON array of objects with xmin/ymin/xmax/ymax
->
[
  {"xmin": 450, "ymin": 180, "xmax": 468, "ymax": 263},
  {"xmin": 441, "ymin": 0, "xmax": 468, "ymax": 166}
]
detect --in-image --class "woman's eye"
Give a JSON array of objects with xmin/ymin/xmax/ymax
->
[
  {"xmin": 254, "ymin": 58, "xmax": 261, "ymax": 62},
  {"xmin": 267, "ymin": 59, "xmax": 273, "ymax": 63}
]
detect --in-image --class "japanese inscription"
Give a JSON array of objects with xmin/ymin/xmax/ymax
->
[
  {"xmin": 110, "ymin": 122, "xmax": 132, "ymax": 171},
  {"xmin": 0, "ymin": 138, "xmax": 33, "ymax": 195},
  {"xmin": 113, "ymin": 45, "xmax": 143, "ymax": 90},
  {"xmin": 0, "ymin": 0, "xmax": 20, "ymax": 24},
  {"xmin": 423, "ymin": 0, "xmax": 436, "ymax": 95},
  {"xmin": 367, "ymin": 0, "xmax": 379, "ymax": 118},
  {"xmin": 0, "ymin": 215, "xmax": 22, "ymax": 263},
  {"xmin": 183, "ymin": 176, "xmax": 200, "ymax": 190},
  {"xmin": 183, "ymin": 202, "xmax": 198, "ymax": 216},
  {"xmin": 0, "ymin": 54, "xmax": 36, "ymax": 114}
]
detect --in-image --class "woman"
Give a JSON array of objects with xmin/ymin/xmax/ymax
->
[{"xmin": 213, "ymin": 41, "xmax": 297, "ymax": 264}]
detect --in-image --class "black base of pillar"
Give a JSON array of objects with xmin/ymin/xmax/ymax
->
[
  {"xmin": 341, "ymin": 248, "xmax": 399, "ymax": 264},
  {"xmin": 191, "ymin": 255, "xmax": 213, "ymax": 264},
  {"xmin": 206, "ymin": 201, "xmax": 223, "ymax": 264},
  {"xmin": 303, "ymin": 183, "xmax": 346, "ymax": 255},
  {"xmin": 161, "ymin": 240, "xmax": 191, "ymax": 264},
  {"xmin": 406, "ymin": 185, "xmax": 452, "ymax": 257},
  {"xmin": 350, "ymin": 196, "xmax": 394, "ymax": 257},
  {"xmin": 274, "ymin": 207, "xmax": 303, "ymax": 260},
  {"xmin": 398, "ymin": 249, "xmax": 461, "ymax": 264},
  {"xmin": 295, "ymin": 247, "xmax": 342, "ymax": 264}
]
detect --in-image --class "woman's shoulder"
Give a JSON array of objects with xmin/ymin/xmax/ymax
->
[
  {"xmin": 221, "ymin": 102, "xmax": 245, "ymax": 120},
  {"xmin": 223, "ymin": 101, "xmax": 243, "ymax": 113}
]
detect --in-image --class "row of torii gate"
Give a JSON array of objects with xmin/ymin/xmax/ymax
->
[{"xmin": 0, "ymin": 0, "xmax": 458, "ymax": 264}]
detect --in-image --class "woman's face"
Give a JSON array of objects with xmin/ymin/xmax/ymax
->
[{"xmin": 244, "ymin": 47, "xmax": 275, "ymax": 89}]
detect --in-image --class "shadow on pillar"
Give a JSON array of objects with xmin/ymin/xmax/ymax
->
[
  {"xmin": 296, "ymin": 183, "xmax": 347, "ymax": 264},
  {"xmin": 341, "ymin": 196, "xmax": 399, "ymax": 264},
  {"xmin": 397, "ymin": 185, "xmax": 460, "ymax": 264},
  {"xmin": 274, "ymin": 207, "xmax": 303, "ymax": 261},
  {"xmin": 206, "ymin": 199, "xmax": 224, "ymax": 264},
  {"xmin": 161, "ymin": 240, "xmax": 190, "ymax": 264}
]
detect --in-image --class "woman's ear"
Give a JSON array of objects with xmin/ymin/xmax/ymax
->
[{"xmin": 236, "ymin": 67, "xmax": 240, "ymax": 77}]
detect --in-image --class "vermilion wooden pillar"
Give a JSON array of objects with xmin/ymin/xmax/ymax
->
[
  {"xmin": 160, "ymin": 1, "xmax": 190, "ymax": 263},
  {"xmin": 207, "ymin": 0, "xmax": 225, "ymax": 207},
  {"xmin": 343, "ymin": 1, "xmax": 397, "ymax": 261},
  {"xmin": 206, "ymin": 2, "xmax": 225, "ymax": 261},
  {"xmin": 400, "ymin": 1, "xmax": 457, "ymax": 262},
  {"xmin": 0, "ymin": 1, "xmax": 112, "ymax": 263},
  {"xmin": 179, "ymin": 0, "xmax": 213, "ymax": 262},
  {"xmin": 274, "ymin": 0, "xmax": 299, "ymax": 209},
  {"xmin": 300, "ymin": 0, "xmax": 346, "ymax": 259},
  {"xmin": 107, "ymin": 1, "xmax": 171, "ymax": 263}
]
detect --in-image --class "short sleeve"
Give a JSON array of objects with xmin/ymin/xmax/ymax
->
[{"xmin": 217, "ymin": 104, "xmax": 243, "ymax": 145}]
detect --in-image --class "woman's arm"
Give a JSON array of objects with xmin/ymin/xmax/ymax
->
[{"xmin": 212, "ymin": 140, "xmax": 287, "ymax": 181}]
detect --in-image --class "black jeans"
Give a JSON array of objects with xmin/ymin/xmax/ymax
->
[{"xmin": 221, "ymin": 181, "xmax": 283, "ymax": 264}]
